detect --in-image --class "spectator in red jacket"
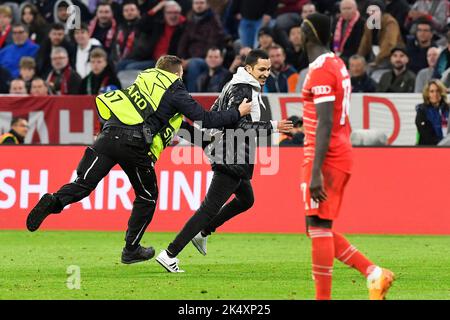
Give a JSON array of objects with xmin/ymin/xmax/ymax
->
[{"xmin": 177, "ymin": 0, "xmax": 225, "ymax": 92}]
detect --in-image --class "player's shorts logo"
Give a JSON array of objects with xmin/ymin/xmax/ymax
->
[{"xmin": 312, "ymin": 86, "xmax": 332, "ymax": 95}]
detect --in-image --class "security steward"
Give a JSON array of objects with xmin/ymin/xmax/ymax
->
[
  {"xmin": 26, "ymin": 55, "xmax": 252, "ymax": 264},
  {"xmin": 0, "ymin": 117, "xmax": 29, "ymax": 144}
]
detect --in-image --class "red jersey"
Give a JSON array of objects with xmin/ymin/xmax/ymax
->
[{"xmin": 301, "ymin": 52, "xmax": 353, "ymax": 173}]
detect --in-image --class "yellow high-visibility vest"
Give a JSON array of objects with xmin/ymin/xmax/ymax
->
[
  {"xmin": 95, "ymin": 68, "xmax": 183, "ymax": 161},
  {"xmin": 0, "ymin": 133, "xmax": 19, "ymax": 144}
]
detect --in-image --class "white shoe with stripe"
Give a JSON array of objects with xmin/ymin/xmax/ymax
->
[
  {"xmin": 156, "ymin": 250, "xmax": 185, "ymax": 273},
  {"xmin": 191, "ymin": 232, "xmax": 207, "ymax": 256}
]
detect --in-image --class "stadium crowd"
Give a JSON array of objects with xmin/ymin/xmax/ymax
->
[{"xmin": 0, "ymin": 0, "xmax": 449, "ymax": 145}]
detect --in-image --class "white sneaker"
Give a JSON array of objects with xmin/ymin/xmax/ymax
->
[
  {"xmin": 156, "ymin": 250, "xmax": 185, "ymax": 273},
  {"xmin": 191, "ymin": 232, "xmax": 207, "ymax": 256}
]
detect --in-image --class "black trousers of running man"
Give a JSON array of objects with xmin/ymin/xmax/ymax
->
[
  {"xmin": 167, "ymin": 170, "xmax": 254, "ymax": 256},
  {"xmin": 54, "ymin": 126, "xmax": 158, "ymax": 249}
]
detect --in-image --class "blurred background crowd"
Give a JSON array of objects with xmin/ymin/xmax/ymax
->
[{"xmin": 0, "ymin": 0, "xmax": 449, "ymax": 145}]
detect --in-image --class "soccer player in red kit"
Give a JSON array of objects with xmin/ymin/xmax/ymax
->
[{"xmin": 299, "ymin": 13, "xmax": 395, "ymax": 300}]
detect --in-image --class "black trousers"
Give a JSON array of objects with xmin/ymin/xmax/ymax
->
[
  {"xmin": 167, "ymin": 171, "xmax": 254, "ymax": 256},
  {"xmin": 53, "ymin": 126, "xmax": 158, "ymax": 248}
]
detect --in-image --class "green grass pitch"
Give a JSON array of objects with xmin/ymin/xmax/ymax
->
[{"xmin": 1, "ymin": 231, "xmax": 449, "ymax": 300}]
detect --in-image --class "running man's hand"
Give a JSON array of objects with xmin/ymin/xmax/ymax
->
[
  {"xmin": 277, "ymin": 120, "xmax": 293, "ymax": 133},
  {"xmin": 238, "ymin": 98, "xmax": 252, "ymax": 117},
  {"xmin": 310, "ymin": 172, "xmax": 327, "ymax": 203}
]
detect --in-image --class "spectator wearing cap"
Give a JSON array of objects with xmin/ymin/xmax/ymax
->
[
  {"xmin": 46, "ymin": 46, "xmax": 81, "ymax": 95},
  {"xmin": 349, "ymin": 55, "xmax": 377, "ymax": 93},
  {"xmin": 257, "ymin": 27, "xmax": 275, "ymax": 52},
  {"xmin": 36, "ymin": 23, "xmax": 75, "ymax": 77},
  {"xmin": 332, "ymin": 0, "xmax": 365, "ymax": 65},
  {"xmin": 117, "ymin": 1, "xmax": 186, "ymax": 71},
  {"xmin": 433, "ymin": 31, "xmax": 450, "ymax": 80},
  {"xmin": 377, "ymin": 47, "xmax": 416, "ymax": 93},
  {"xmin": 415, "ymin": 79, "xmax": 449, "ymax": 145},
  {"xmin": 264, "ymin": 44, "xmax": 298, "ymax": 93},
  {"xmin": 73, "ymin": 23, "xmax": 102, "ymax": 79},
  {"xmin": 415, "ymin": 47, "xmax": 440, "ymax": 93},
  {"xmin": 196, "ymin": 47, "xmax": 231, "ymax": 93},
  {"xmin": 0, "ymin": 24, "xmax": 40, "ymax": 78},
  {"xmin": 18, "ymin": 56, "xmax": 37, "ymax": 92},
  {"xmin": 279, "ymin": 115, "xmax": 304, "ymax": 146},
  {"xmin": 406, "ymin": 18, "xmax": 437, "ymax": 75},
  {"xmin": 357, "ymin": 0, "xmax": 404, "ymax": 69},
  {"xmin": 177, "ymin": 0, "xmax": 225, "ymax": 92},
  {"xmin": 0, "ymin": 5, "xmax": 13, "ymax": 49},
  {"xmin": 79, "ymin": 47, "xmax": 121, "ymax": 94},
  {"xmin": 231, "ymin": 0, "xmax": 277, "ymax": 48}
]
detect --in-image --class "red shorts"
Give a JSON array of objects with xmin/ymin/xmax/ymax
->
[{"xmin": 301, "ymin": 163, "xmax": 351, "ymax": 220}]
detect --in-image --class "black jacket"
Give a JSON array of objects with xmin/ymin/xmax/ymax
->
[
  {"xmin": 127, "ymin": 14, "xmax": 185, "ymax": 61},
  {"xmin": 143, "ymin": 79, "xmax": 241, "ymax": 135},
  {"xmin": 331, "ymin": 17, "xmax": 365, "ymax": 64},
  {"xmin": 415, "ymin": 102, "xmax": 449, "ymax": 145},
  {"xmin": 205, "ymin": 78, "xmax": 274, "ymax": 180}
]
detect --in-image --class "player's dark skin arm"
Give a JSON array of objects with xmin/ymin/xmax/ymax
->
[{"xmin": 310, "ymin": 101, "xmax": 334, "ymax": 203}]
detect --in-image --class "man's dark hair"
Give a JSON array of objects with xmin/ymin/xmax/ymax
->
[
  {"xmin": 123, "ymin": 0, "xmax": 139, "ymax": 7},
  {"xmin": 415, "ymin": 18, "xmax": 433, "ymax": 31},
  {"xmin": 12, "ymin": 23, "xmax": 29, "ymax": 34},
  {"xmin": 74, "ymin": 22, "xmax": 89, "ymax": 32},
  {"xmin": 303, "ymin": 13, "xmax": 331, "ymax": 47},
  {"xmin": 11, "ymin": 117, "xmax": 26, "ymax": 126},
  {"xmin": 207, "ymin": 46, "xmax": 223, "ymax": 57},
  {"xmin": 97, "ymin": 0, "xmax": 113, "ymax": 9},
  {"xmin": 268, "ymin": 44, "xmax": 285, "ymax": 54},
  {"xmin": 156, "ymin": 55, "xmax": 182, "ymax": 74},
  {"xmin": 244, "ymin": 49, "xmax": 269, "ymax": 67},
  {"xmin": 50, "ymin": 22, "xmax": 65, "ymax": 31}
]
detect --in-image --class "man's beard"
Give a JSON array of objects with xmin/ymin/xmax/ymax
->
[{"xmin": 393, "ymin": 63, "xmax": 405, "ymax": 71}]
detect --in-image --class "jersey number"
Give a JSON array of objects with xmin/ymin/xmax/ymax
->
[{"xmin": 340, "ymin": 78, "xmax": 351, "ymax": 125}]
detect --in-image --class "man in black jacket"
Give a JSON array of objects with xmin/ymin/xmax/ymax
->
[
  {"xmin": 156, "ymin": 50, "xmax": 293, "ymax": 273},
  {"xmin": 26, "ymin": 55, "xmax": 252, "ymax": 265}
]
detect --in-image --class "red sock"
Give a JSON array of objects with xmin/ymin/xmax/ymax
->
[
  {"xmin": 333, "ymin": 232, "xmax": 375, "ymax": 277},
  {"xmin": 309, "ymin": 227, "xmax": 334, "ymax": 300}
]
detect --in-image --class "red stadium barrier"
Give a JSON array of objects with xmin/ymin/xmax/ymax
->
[{"xmin": 1, "ymin": 146, "xmax": 449, "ymax": 234}]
